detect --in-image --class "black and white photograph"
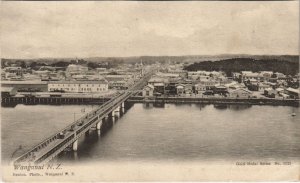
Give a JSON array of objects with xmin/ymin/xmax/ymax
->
[{"xmin": 1, "ymin": 1, "xmax": 299, "ymax": 181}]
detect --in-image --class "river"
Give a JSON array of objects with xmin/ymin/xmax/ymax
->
[{"xmin": 1, "ymin": 103, "xmax": 299, "ymax": 164}]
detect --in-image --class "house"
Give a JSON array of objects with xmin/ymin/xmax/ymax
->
[
  {"xmin": 240, "ymin": 71, "xmax": 264, "ymax": 82},
  {"xmin": 105, "ymin": 75, "xmax": 134, "ymax": 90},
  {"xmin": 279, "ymin": 92, "xmax": 290, "ymax": 99},
  {"xmin": 5, "ymin": 72, "xmax": 22, "ymax": 80},
  {"xmin": 285, "ymin": 87, "xmax": 300, "ymax": 99},
  {"xmin": 232, "ymin": 72, "xmax": 241, "ymax": 81},
  {"xmin": 3, "ymin": 67, "xmax": 25, "ymax": 76},
  {"xmin": 213, "ymin": 85, "xmax": 228, "ymax": 95},
  {"xmin": 148, "ymin": 77, "xmax": 167, "ymax": 94},
  {"xmin": 275, "ymin": 88, "xmax": 285, "ymax": 94},
  {"xmin": 198, "ymin": 79, "xmax": 218, "ymax": 90},
  {"xmin": 184, "ymin": 84, "xmax": 193, "ymax": 95},
  {"xmin": 260, "ymin": 71, "xmax": 273, "ymax": 80},
  {"xmin": 152, "ymin": 83, "xmax": 165, "ymax": 95},
  {"xmin": 225, "ymin": 81, "xmax": 246, "ymax": 91},
  {"xmin": 194, "ymin": 83, "xmax": 206, "ymax": 94},
  {"xmin": 264, "ymin": 88, "xmax": 276, "ymax": 98},
  {"xmin": 32, "ymin": 70, "xmax": 51, "ymax": 78},
  {"xmin": 66, "ymin": 64, "xmax": 88, "ymax": 73},
  {"xmin": 142, "ymin": 84, "xmax": 154, "ymax": 97},
  {"xmin": 229, "ymin": 88, "xmax": 252, "ymax": 98},
  {"xmin": 176, "ymin": 84, "xmax": 185, "ymax": 96},
  {"xmin": 166, "ymin": 78, "xmax": 191, "ymax": 95},
  {"xmin": 258, "ymin": 83, "xmax": 270, "ymax": 92},
  {"xmin": 247, "ymin": 78, "xmax": 258, "ymax": 84}
]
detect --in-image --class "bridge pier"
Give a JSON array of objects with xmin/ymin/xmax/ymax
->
[
  {"xmin": 97, "ymin": 130, "xmax": 101, "ymax": 136},
  {"xmin": 119, "ymin": 106, "xmax": 123, "ymax": 116},
  {"xmin": 85, "ymin": 130, "xmax": 89, "ymax": 137},
  {"xmin": 72, "ymin": 140, "xmax": 78, "ymax": 151},
  {"xmin": 111, "ymin": 110, "xmax": 115, "ymax": 117},
  {"xmin": 96, "ymin": 121, "xmax": 102, "ymax": 130},
  {"xmin": 114, "ymin": 108, "xmax": 119, "ymax": 117}
]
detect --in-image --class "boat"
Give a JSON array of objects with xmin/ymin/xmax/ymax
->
[{"xmin": 291, "ymin": 113, "xmax": 296, "ymax": 117}]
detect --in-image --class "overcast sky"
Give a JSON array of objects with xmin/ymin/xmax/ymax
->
[{"xmin": 1, "ymin": 1, "xmax": 299, "ymax": 58}]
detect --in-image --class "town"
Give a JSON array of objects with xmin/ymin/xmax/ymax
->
[{"xmin": 1, "ymin": 58, "xmax": 299, "ymax": 102}]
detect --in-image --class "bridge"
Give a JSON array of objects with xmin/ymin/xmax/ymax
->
[{"xmin": 13, "ymin": 70, "xmax": 155, "ymax": 165}]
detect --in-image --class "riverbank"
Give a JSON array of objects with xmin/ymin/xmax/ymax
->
[
  {"xmin": 128, "ymin": 96, "xmax": 299, "ymax": 107},
  {"xmin": 1, "ymin": 95, "xmax": 299, "ymax": 107}
]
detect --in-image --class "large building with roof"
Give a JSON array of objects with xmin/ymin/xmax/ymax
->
[{"xmin": 48, "ymin": 80, "xmax": 108, "ymax": 93}]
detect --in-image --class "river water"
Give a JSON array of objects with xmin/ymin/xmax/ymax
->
[{"xmin": 1, "ymin": 103, "xmax": 300, "ymax": 164}]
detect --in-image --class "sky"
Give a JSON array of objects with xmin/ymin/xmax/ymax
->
[{"xmin": 1, "ymin": 1, "xmax": 299, "ymax": 58}]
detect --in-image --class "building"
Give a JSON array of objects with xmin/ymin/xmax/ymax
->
[
  {"xmin": 198, "ymin": 79, "xmax": 218, "ymax": 90},
  {"xmin": 142, "ymin": 84, "xmax": 154, "ymax": 97},
  {"xmin": 4, "ymin": 72, "xmax": 22, "ymax": 80},
  {"xmin": 48, "ymin": 80, "xmax": 108, "ymax": 93},
  {"xmin": 213, "ymin": 85, "xmax": 228, "ymax": 95},
  {"xmin": 96, "ymin": 68, "xmax": 107, "ymax": 72},
  {"xmin": 66, "ymin": 64, "xmax": 88, "ymax": 77},
  {"xmin": 148, "ymin": 77, "xmax": 166, "ymax": 94},
  {"xmin": 229, "ymin": 88, "xmax": 252, "ymax": 98},
  {"xmin": 275, "ymin": 88, "xmax": 285, "ymax": 95},
  {"xmin": 153, "ymin": 83, "xmax": 165, "ymax": 95},
  {"xmin": 32, "ymin": 70, "xmax": 51, "ymax": 79},
  {"xmin": 184, "ymin": 84, "xmax": 193, "ymax": 95},
  {"xmin": 194, "ymin": 83, "xmax": 206, "ymax": 94},
  {"xmin": 285, "ymin": 87, "xmax": 300, "ymax": 99},
  {"xmin": 240, "ymin": 71, "xmax": 264, "ymax": 82},
  {"xmin": 1, "ymin": 80, "xmax": 48, "ymax": 92},
  {"xmin": 232, "ymin": 72, "xmax": 241, "ymax": 81},
  {"xmin": 260, "ymin": 71, "xmax": 273, "ymax": 79},
  {"xmin": 264, "ymin": 88, "xmax": 276, "ymax": 98},
  {"xmin": 225, "ymin": 81, "xmax": 246, "ymax": 91},
  {"xmin": 3, "ymin": 67, "xmax": 25, "ymax": 76},
  {"xmin": 258, "ymin": 83, "xmax": 270, "ymax": 92},
  {"xmin": 105, "ymin": 75, "xmax": 134, "ymax": 90},
  {"xmin": 176, "ymin": 84, "xmax": 185, "ymax": 96},
  {"xmin": 1, "ymin": 87, "xmax": 17, "ymax": 97}
]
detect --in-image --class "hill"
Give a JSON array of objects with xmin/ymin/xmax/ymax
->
[{"xmin": 183, "ymin": 58, "xmax": 299, "ymax": 76}]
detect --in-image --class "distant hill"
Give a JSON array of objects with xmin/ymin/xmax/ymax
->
[
  {"xmin": 2, "ymin": 55, "xmax": 299, "ymax": 71},
  {"xmin": 83, "ymin": 54, "xmax": 299, "ymax": 64},
  {"xmin": 183, "ymin": 58, "xmax": 299, "ymax": 76},
  {"xmin": 2, "ymin": 54, "xmax": 299, "ymax": 63}
]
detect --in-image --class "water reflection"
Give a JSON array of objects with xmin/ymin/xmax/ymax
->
[
  {"xmin": 227, "ymin": 104, "xmax": 252, "ymax": 110},
  {"xmin": 153, "ymin": 103, "xmax": 165, "ymax": 108},
  {"xmin": 213, "ymin": 104, "xmax": 228, "ymax": 110},
  {"xmin": 195, "ymin": 104, "xmax": 207, "ymax": 110},
  {"xmin": 143, "ymin": 103, "xmax": 153, "ymax": 109}
]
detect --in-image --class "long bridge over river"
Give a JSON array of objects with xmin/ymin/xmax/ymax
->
[{"xmin": 13, "ymin": 70, "xmax": 155, "ymax": 165}]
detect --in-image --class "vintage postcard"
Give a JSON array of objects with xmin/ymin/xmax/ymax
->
[{"xmin": 1, "ymin": 1, "xmax": 299, "ymax": 181}]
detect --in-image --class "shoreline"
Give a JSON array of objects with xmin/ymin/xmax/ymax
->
[{"xmin": 1, "ymin": 95, "xmax": 299, "ymax": 107}]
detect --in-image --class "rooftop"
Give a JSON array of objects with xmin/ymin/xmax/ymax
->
[
  {"xmin": 286, "ymin": 87, "xmax": 300, "ymax": 94},
  {"xmin": 1, "ymin": 87, "xmax": 15, "ymax": 92},
  {"xmin": 49, "ymin": 80, "xmax": 108, "ymax": 84}
]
